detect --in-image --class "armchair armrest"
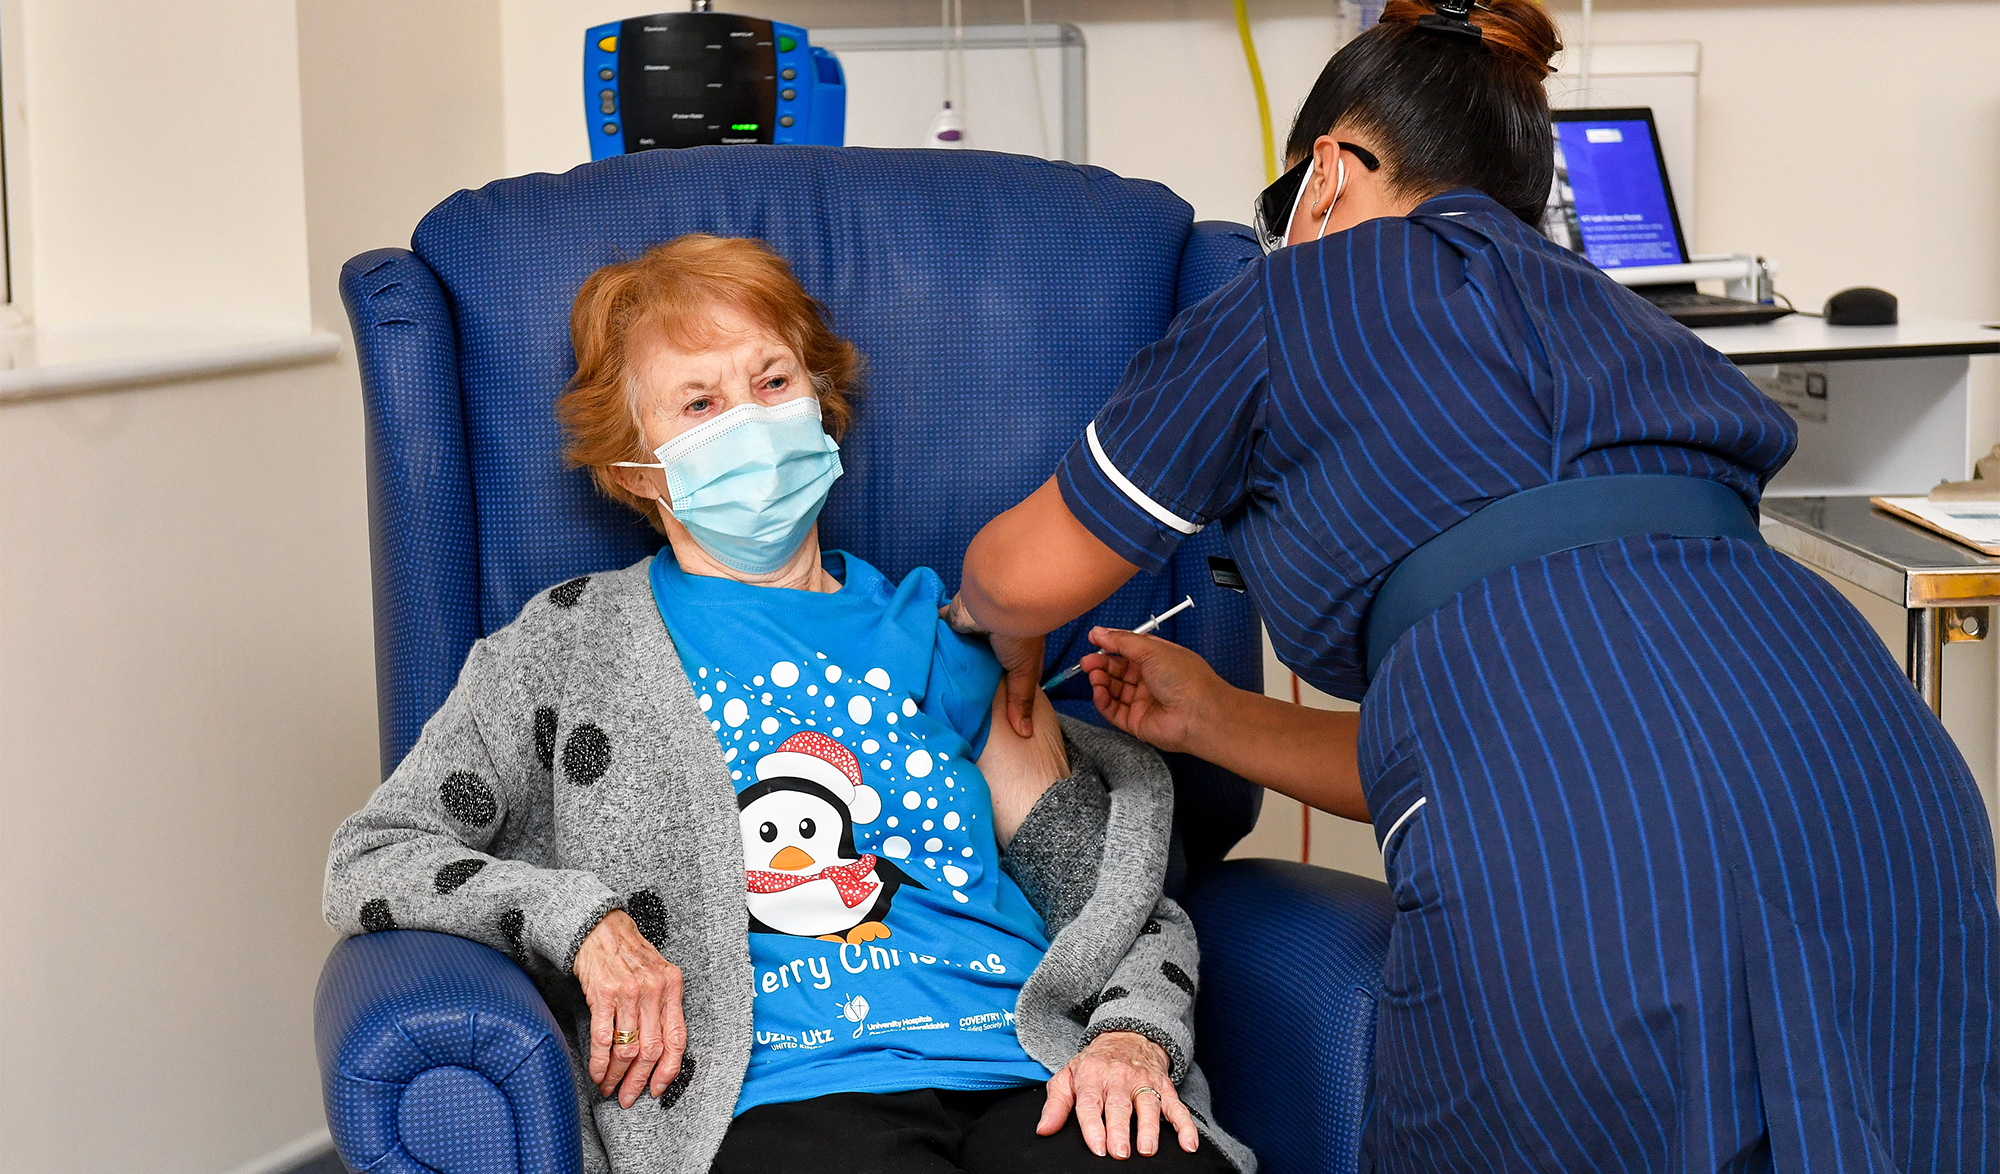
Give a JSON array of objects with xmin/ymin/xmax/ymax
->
[
  {"xmin": 1182, "ymin": 859, "xmax": 1395, "ymax": 1174},
  {"xmin": 315, "ymin": 930, "xmax": 582, "ymax": 1174}
]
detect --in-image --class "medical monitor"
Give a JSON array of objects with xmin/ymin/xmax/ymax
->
[
  {"xmin": 585, "ymin": 13, "xmax": 845, "ymax": 159},
  {"xmin": 1545, "ymin": 108, "xmax": 1689, "ymax": 269}
]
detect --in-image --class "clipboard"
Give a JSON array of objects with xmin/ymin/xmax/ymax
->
[{"xmin": 1870, "ymin": 495, "xmax": 2000, "ymax": 556}]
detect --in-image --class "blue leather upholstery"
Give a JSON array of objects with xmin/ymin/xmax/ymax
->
[
  {"xmin": 1183, "ymin": 861, "xmax": 1396, "ymax": 1174},
  {"xmin": 315, "ymin": 930, "xmax": 580, "ymax": 1173},
  {"xmin": 328, "ymin": 148, "xmax": 1395, "ymax": 1174}
]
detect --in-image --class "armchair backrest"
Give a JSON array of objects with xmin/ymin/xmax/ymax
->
[{"xmin": 344, "ymin": 146, "xmax": 1263, "ymax": 862}]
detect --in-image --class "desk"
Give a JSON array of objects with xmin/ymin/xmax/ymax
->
[
  {"xmin": 1693, "ymin": 316, "xmax": 2000, "ymax": 498},
  {"xmin": 1695, "ymin": 318, "xmax": 2000, "ymax": 717},
  {"xmin": 1761, "ymin": 497, "xmax": 1999, "ymax": 714}
]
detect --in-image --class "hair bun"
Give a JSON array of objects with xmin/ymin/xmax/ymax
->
[{"xmin": 1380, "ymin": 0, "xmax": 1562, "ymax": 80}]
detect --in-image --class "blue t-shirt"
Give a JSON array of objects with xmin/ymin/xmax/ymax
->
[{"xmin": 649, "ymin": 550, "xmax": 1053, "ymax": 1114}]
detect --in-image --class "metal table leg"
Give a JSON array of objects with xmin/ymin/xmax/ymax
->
[{"xmin": 1907, "ymin": 608, "xmax": 1943, "ymax": 715}]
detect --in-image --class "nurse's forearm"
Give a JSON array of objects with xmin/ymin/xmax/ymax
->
[
  {"xmin": 1190, "ymin": 689, "xmax": 1368, "ymax": 822},
  {"xmin": 961, "ymin": 478, "xmax": 1139, "ymax": 636}
]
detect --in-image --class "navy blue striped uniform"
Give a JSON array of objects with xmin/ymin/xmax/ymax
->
[{"xmin": 1057, "ymin": 188, "xmax": 2000, "ymax": 1172}]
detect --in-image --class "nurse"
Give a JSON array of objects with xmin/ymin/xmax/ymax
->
[{"xmin": 950, "ymin": 0, "xmax": 2000, "ymax": 1170}]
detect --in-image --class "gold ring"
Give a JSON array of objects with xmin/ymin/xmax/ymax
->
[
  {"xmin": 612, "ymin": 1029, "xmax": 640, "ymax": 1045},
  {"xmin": 1133, "ymin": 1085, "xmax": 1162, "ymax": 1101}
]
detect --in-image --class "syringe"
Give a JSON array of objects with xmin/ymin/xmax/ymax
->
[{"xmin": 1042, "ymin": 595, "xmax": 1195, "ymax": 690}]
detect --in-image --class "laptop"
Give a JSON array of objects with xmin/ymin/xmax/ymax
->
[{"xmin": 1543, "ymin": 108, "xmax": 1790, "ymax": 327}]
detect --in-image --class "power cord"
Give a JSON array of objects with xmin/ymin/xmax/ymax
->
[{"xmin": 1234, "ymin": 0, "xmax": 1278, "ymax": 184}]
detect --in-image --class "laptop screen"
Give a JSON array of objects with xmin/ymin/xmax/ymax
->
[{"xmin": 1544, "ymin": 109, "xmax": 1689, "ymax": 269}]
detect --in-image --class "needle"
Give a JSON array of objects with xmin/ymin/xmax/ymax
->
[{"xmin": 1042, "ymin": 595, "xmax": 1195, "ymax": 690}]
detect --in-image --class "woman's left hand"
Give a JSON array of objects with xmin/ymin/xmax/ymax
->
[{"xmin": 1038, "ymin": 1030, "xmax": 1200, "ymax": 1159}]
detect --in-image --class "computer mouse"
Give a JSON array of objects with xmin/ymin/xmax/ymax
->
[{"xmin": 1823, "ymin": 286, "xmax": 1898, "ymax": 326}]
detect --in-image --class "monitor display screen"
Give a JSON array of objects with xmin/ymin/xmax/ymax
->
[
  {"xmin": 618, "ymin": 14, "xmax": 777, "ymax": 150},
  {"xmin": 1546, "ymin": 115, "xmax": 1686, "ymax": 269}
]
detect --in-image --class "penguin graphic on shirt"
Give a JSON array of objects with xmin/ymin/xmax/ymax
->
[{"xmin": 739, "ymin": 731, "xmax": 921, "ymax": 944}]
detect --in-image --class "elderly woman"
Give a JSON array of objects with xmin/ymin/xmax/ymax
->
[{"xmin": 323, "ymin": 235, "xmax": 1251, "ymax": 1174}]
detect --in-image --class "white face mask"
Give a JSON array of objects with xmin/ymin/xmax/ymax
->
[{"xmin": 609, "ymin": 397, "xmax": 844, "ymax": 574}]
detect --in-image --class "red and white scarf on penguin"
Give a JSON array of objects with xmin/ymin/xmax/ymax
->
[{"xmin": 745, "ymin": 855, "xmax": 882, "ymax": 908}]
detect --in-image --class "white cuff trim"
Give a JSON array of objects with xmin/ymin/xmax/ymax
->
[
  {"xmin": 1380, "ymin": 795, "xmax": 1429, "ymax": 856},
  {"xmin": 1085, "ymin": 421, "xmax": 1203, "ymax": 537}
]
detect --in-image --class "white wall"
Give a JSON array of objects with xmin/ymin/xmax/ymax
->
[
  {"xmin": 0, "ymin": 3, "xmax": 502, "ymax": 1172},
  {"xmin": 3, "ymin": 4, "xmax": 1994, "ymax": 1170},
  {"xmin": 16, "ymin": 0, "xmax": 314, "ymax": 329}
]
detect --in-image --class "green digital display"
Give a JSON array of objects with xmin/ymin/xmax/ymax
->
[{"xmin": 732, "ymin": 122, "xmax": 760, "ymax": 131}]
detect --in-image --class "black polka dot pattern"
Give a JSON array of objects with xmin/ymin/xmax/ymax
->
[
  {"xmin": 1160, "ymin": 960, "xmax": 1196, "ymax": 997},
  {"xmin": 534, "ymin": 707, "xmax": 558, "ymax": 772},
  {"xmin": 657, "ymin": 1054, "xmax": 696, "ymax": 1111},
  {"xmin": 1067, "ymin": 987, "xmax": 1127, "ymax": 1024},
  {"xmin": 360, "ymin": 898, "xmax": 395, "ymax": 933},
  {"xmin": 549, "ymin": 576, "xmax": 590, "ymax": 608},
  {"xmin": 626, "ymin": 889, "xmax": 670, "ymax": 952},
  {"xmin": 499, "ymin": 908, "xmax": 526, "ymax": 957},
  {"xmin": 440, "ymin": 771, "xmax": 496, "ymax": 827},
  {"xmin": 434, "ymin": 858, "xmax": 488, "ymax": 894},
  {"xmin": 562, "ymin": 724, "xmax": 611, "ymax": 786},
  {"xmin": 1139, "ymin": 918, "xmax": 1163, "ymax": 936}
]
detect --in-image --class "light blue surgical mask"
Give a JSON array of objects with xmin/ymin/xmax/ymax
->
[{"xmin": 612, "ymin": 397, "xmax": 843, "ymax": 574}]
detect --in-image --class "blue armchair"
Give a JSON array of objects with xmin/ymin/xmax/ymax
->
[{"xmin": 318, "ymin": 147, "xmax": 1394, "ymax": 1174}]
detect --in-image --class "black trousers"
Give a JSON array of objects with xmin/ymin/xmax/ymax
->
[{"xmin": 709, "ymin": 1086, "xmax": 1238, "ymax": 1174}]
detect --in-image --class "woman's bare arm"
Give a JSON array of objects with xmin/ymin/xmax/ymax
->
[{"xmin": 977, "ymin": 685, "xmax": 1070, "ymax": 846}]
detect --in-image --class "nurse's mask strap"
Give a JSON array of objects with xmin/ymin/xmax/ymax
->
[{"xmin": 1416, "ymin": 0, "xmax": 1484, "ymax": 44}]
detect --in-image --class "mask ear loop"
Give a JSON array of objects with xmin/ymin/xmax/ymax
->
[
  {"xmin": 1317, "ymin": 152, "xmax": 1347, "ymax": 241},
  {"xmin": 602, "ymin": 459, "xmax": 675, "ymax": 521}
]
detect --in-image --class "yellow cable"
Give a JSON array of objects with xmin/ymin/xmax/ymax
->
[{"xmin": 1234, "ymin": 0, "xmax": 1277, "ymax": 184}]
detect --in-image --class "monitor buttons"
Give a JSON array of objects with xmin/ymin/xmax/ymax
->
[
  {"xmin": 780, "ymin": 88, "xmax": 795, "ymax": 101},
  {"xmin": 600, "ymin": 90, "xmax": 616, "ymax": 114},
  {"xmin": 597, "ymin": 35, "xmax": 617, "ymax": 52},
  {"xmin": 603, "ymin": 123, "xmax": 618, "ymax": 135},
  {"xmin": 599, "ymin": 68, "xmax": 614, "ymax": 81},
  {"xmin": 778, "ymin": 35, "xmax": 797, "ymax": 51},
  {"xmin": 779, "ymin": 115, "xmax": 795, "ymax": 127},
  {"xmin": 781, "ymin": 67, "xmax": 797, "ymax": 81}
]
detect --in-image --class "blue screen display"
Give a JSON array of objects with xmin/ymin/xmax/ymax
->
[{"xmin": 1554, "ymin": 119, "xmax": 1682, "ymax": 268}]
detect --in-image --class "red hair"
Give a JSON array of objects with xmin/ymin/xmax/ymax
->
[{"xmin": 558, "ymin": 234, "xmax": 860, "ymax": 529}]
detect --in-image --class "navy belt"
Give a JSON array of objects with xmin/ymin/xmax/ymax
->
[{"xmin": 1362, "ymin": 475, "xmax": 1765, "ymax": 683}]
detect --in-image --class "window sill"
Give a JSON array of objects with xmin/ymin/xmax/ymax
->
[{"xmin": 0, "ymin": 325, "xmax": 341, "ymax": 404}]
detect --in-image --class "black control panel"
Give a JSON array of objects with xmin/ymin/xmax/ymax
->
[{"xmin": 616, "ymin": 13, "xmax": 778, "ymax": 150}]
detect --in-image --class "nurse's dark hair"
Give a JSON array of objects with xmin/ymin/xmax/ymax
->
[{"xmin": 1285, "ymin": 0, "xmax": 1561, "ymax": 226}]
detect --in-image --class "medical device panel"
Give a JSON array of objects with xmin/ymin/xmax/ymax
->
[{"xmin": 586, "ymin": 11, "xmax": 845, "ymax": 159}]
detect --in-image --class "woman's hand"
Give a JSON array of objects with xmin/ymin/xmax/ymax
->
[
  {"xmin": 1039, "ymin": 1031, "xmax": 1199, "ymax": 1159},
  {"xmin": 1081, "ymin": 628, "xmax": 1231, "ymax": 756},
  {"xmin": 573, "ymin": 910, "xmax": 688, "ymax": 1108}
]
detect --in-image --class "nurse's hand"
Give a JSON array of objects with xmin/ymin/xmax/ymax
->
[
  {"xmin": 990, "ymin": 632, "xmax": 1047, "ymax": 739},
  {"xmin": 1039, "ymin": 1031, "xmax": 1200, "ymax": 1158},
  {"xmin": 941, "ymin": 595, "xmax": 1044, "ymax": 738},
  {"xmin": 1081, "ymin": 628, "xmax": 1228, "ymax": 756}
]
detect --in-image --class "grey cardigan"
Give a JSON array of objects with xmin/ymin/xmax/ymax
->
[{"xmin": 323, "ymin": 560, "xmax": 1253, "ymax": 1174}]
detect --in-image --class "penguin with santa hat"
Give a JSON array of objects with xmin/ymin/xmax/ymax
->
[{"xmin": 739, "ymin": 731, "xmax": 921, "ymax": 945}]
